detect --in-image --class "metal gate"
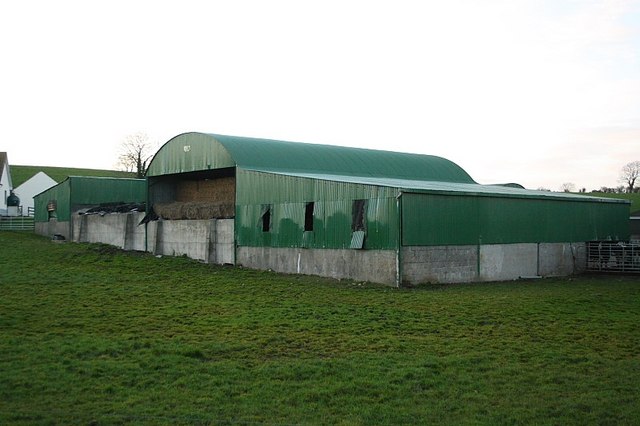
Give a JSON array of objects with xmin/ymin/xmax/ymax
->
[
  {"xmin": 586, "ymin": 241, "xmax": 640, "ymax": 273},
  {"xmin": 0, "ymin": 216, "xmax": 35, "ymax": 231}
]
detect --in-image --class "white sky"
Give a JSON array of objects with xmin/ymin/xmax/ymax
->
[{"xmin": 1, "ymin": 0, "xmax": 639, "ymax": 191}]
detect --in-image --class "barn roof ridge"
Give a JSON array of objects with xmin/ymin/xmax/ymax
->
[{"xmin": 146, "ymin": 132, "xmax": 476, "ymax": 184}]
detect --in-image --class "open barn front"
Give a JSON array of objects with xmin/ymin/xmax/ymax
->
[{"xmin": 145, "ymin": 167, "xmax": 237, "ymax": 264}]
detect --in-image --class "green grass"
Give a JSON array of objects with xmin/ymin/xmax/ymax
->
[
  {"xmin": 1, "ymin": 232, "xmax": 639, "ymax": 425},
  {"xmin": 587, "ymin": 192, "xmax": 640, "ymax": 213},
  {"xmin": 11, "ymin": 165, "xmax": 136, "ymax": 187}
]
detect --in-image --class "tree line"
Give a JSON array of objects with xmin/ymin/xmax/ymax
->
[{"xmin": 548, "ymin": 161, "xmax": 640, "ymax": 194}]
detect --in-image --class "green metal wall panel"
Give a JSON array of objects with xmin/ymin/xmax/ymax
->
[
  {"xmin": 235, "ymin": 170, "xmax": 399, "ymax": 249},
  {"xmin": 34, "ymin": 177, "xmax": 145, "ymax": 223},
  {"xmin": 34, "ymin": 179, "xmax": 71, "ymax": 222},
  {"xmin": 402, "ymin": 193, "xmax": 630, "ymax": 246},
  {"xmin": 236, "ymin": 170, "xmax": 397, "ymax": 204},
  {"xmin": 146, "ymin": 133, "xmax": 235, "ymax": 177},
  {"xmin": 69, "ymin": 177, "xmax": 146, "ymax": 206},
  {"xmin": 401, "ymin": 194, "xmax": 479, "ymax": 245}
]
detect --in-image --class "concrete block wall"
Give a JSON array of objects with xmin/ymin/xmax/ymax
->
[
  {"xmin": 479, "ymin": 243, "xmax": 538, "ymax": 281},
  {"xmin": 38, "ymin": 212, "xmax": 588, "ymax": 286},
  {"xmin": 34, "ymin": 220, "xmax": 70, "ymax": 239},
  {"xmin": 236, "ymin": 247, "xmax": 398, "ymax": 284},
  {"xmin": 212, "ymin": 219, "xmax": 234, "ymax": 264},
  {"xmin": 73, "ymin": 212, "xmax": 146, "ymax": 251},
  {"xmin": 402, "ymin": 242, "xmax": 587, "ymax": 285},
  {"xmin": 147, "ymin": 218, "xmax": 235, "ymax": 264},
  {"xmin": 149, "ymin": 219, "xmax": 212, "ymax": 262},
  {"xmin": 538, "ymin": 242, "xmax": 586, "ymax": 276},
  {"xmin": 402, "ymin": 245, "xmax": 477, "ymax": 284}
]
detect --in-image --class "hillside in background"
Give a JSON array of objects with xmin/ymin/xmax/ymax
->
[
  {"xmin": 11, "ymin": 165, "xmax": 137, "ymax": 187},
  {"xmin": 587, "ymin": 192, "xmax": 640, "ymax": 213}
]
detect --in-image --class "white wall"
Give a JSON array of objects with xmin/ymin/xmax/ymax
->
[
  {"xmin": 14, "ymin": 172, "xmax": 57, "ymax": 216},
  {"xmin": 0, "ymin": 161, "xmax": 12, "ymax": 214}
]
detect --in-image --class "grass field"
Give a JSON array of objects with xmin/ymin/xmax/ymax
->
[
  {"xmin": 586, "ymin": 192, "xmax": 640, "ymax": 213},
  {"xmin": 11, "ymin": 165, "xmax": 136, "ymax": 187},
  {"xmin": 1, "ymin": 232, "xmax": 639, "ymax": 425}
]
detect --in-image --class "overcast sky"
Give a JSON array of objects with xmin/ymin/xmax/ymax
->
[{"xmin": 1, "ymin": 0, "xmax": 638, "ymax": 191}]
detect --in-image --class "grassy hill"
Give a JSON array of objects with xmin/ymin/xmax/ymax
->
[
  {"xmin": 586, "ymin": 192, "xmax": 640, "ymax": 213},
  {"xmin": 1, "ymin": 232, "xmax": 639, "ymax": 425},
  {"xmin": 11, "ymin": 165, "xmax": 137, "ymax": 187}
]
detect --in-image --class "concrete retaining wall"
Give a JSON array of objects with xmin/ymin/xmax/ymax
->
[
  {"xmin": 402, "ymin": 245, "xmax": 477, "ymax": 284},
  {"xmin": 538, "ymin": 242, "xmax": 586, "ymax": 276},
  {"xmin": 402, "ymin": 242, "xmax": 587, "ymax": 285},
  {"xmin": 236, "ymin": 247, "xmax": 398, "ymax": 284},
  {"xmin": 38, "ymin": 213, "xmax": 588, "ymax": 286},
  {"xmin": 146, "ymin": 218, "xmax": 234, "ymax": 264},
  {"xmin": 34, "ymin": 220, "xmax": 71, "ymax": 240},
  {"xmin": 73, "ymin": 212, "xmax": 146, "ymax": 251}
]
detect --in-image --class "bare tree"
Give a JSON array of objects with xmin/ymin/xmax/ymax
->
[
  {"xmin": 619, "ymin": 161, "xmax": 640, "ymax": 193},
  {"xmin": 118, "ymin": 132, "xmax": 154, "ymax": 178},
  {"xmin": 560, "ymin": 182, "xmax": 576, "ymax": 193}
]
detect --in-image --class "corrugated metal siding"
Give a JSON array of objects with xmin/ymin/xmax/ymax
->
[
  {"xmin": 69, "ymin": 177, "xmax": 146, "ymax": 206},
  {"xmin": 236, "ymin": 170, "xmax": 399, "ymax": 249},
  {"xmin": 34, "ymin": 177, "xmax": 145, "ymax": 223},
  {"xmin": 402, "ymin": 193, "xmax": 630, "ymax": 246},
  {"xmin": 236, "ymin": 170, "xmax": 397, "ymax": 204},
  {"xmin": 146, "ymin": 133, "xmax": 235, "ymax": 177},
  {"xmin": 34, "ymin": 179, "xmax": 71, "ymax": 222},
  {"xmin": 147, "ymin": 132, "xmax": 476, "ymax": 183}
]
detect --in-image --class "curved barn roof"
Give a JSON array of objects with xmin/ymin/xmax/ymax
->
[{"xmin": 146, "ymin": 132, "xmax": 476, "ymax": 184}]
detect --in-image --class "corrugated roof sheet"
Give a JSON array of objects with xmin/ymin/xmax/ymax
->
[
  {"xmin": 147, "ymin": 132, "xmax": 629, "ymax": 205},
  {"xmin": 266, "ymin": 171, "xmax": 631, "ymax": 204},
  {"xmin": 147, "ymin": 132, "xmax": 476, "ymax": 184}
]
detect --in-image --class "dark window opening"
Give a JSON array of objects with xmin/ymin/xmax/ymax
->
[
  {"xmin": 261, "ymin": 204, "xmax": 271, "ymax": 232},
  {"xmin": 351, "ymin": 199, "xmax": 366, "ymax": 232},
  {"xmin": 47, "ymin": 200, "xmax": 57, "ymax": 221},
  {"xmin": 304, "ymin": 202, "xmax": 315, "ymax": 232}
]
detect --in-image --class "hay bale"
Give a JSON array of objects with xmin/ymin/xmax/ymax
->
[
  {"xmin": 155, "ymin": 201, "xmax": 235, "ymax": 220},
  {"xmin": 176, "ymin": 177, "xmax": 235, "ymax": 203}
]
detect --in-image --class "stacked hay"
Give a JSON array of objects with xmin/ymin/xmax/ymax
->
[
  {"xmin": 155, "ymin": 177, "xmax": 237, "ymax": 220},
  {"xmin": 177, "ymin": 177, "xmax": 235, "ymax": 203},
  {"xmin": 155, "ymin": 201, "xmax": 235, "ymax": 220}
]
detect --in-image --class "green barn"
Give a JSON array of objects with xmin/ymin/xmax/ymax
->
[
  {"xmin": 144, "ymin": 132, "xmax": 629, "ymax": 285},
  {"xmin": 34, "ymin": 176, "xmax": 146, "ymax": 242}
]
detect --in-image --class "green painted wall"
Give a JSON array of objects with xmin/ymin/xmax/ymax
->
[
  {"xmin": 34, "ymin": 177, "xmax": 146, "ymax": 222},
  {"xmin": 146, "ymin": 133, "xmax": 235, "ymax": 177},
  {"xmin": 70, "ymin": 178, "xmax": 146, "ymax": 206},
  {"xmin": 235, "ymin": 170, "xmax": 399, "ymax": 249},
  {"xmin": 34, "ymin": 180, "xmax": 71, "ymax": 222},
  {"xmin": 402, "ymin": 193, "xmax": 630, "ymax": 246}
]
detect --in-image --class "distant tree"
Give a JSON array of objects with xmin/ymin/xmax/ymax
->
[
  {"xmin": 118, "ymin": 132, "xmax": 154, "ymax": 178},
  {"xmin": 560, "ymin": 182, "xmax": 576, "ymax": 193},
  {"xmin": 598, "ymin": 186, "xmax": 615, "ymax": 193},
  {"xmin": 536, "ymin": 187, "xmax": 551, "ymax": 192},
  {"xmin": 619, "ymin": 161, "xmax": 640, "ymax": 193}
]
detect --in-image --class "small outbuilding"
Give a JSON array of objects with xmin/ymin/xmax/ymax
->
[
  {"xmin": 142, "ymin": 132, "xmax": 630, "ymax": 285},
  {"xmin": 34, "ymin": 176, "xmax": 146, "ymax": 244}
]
